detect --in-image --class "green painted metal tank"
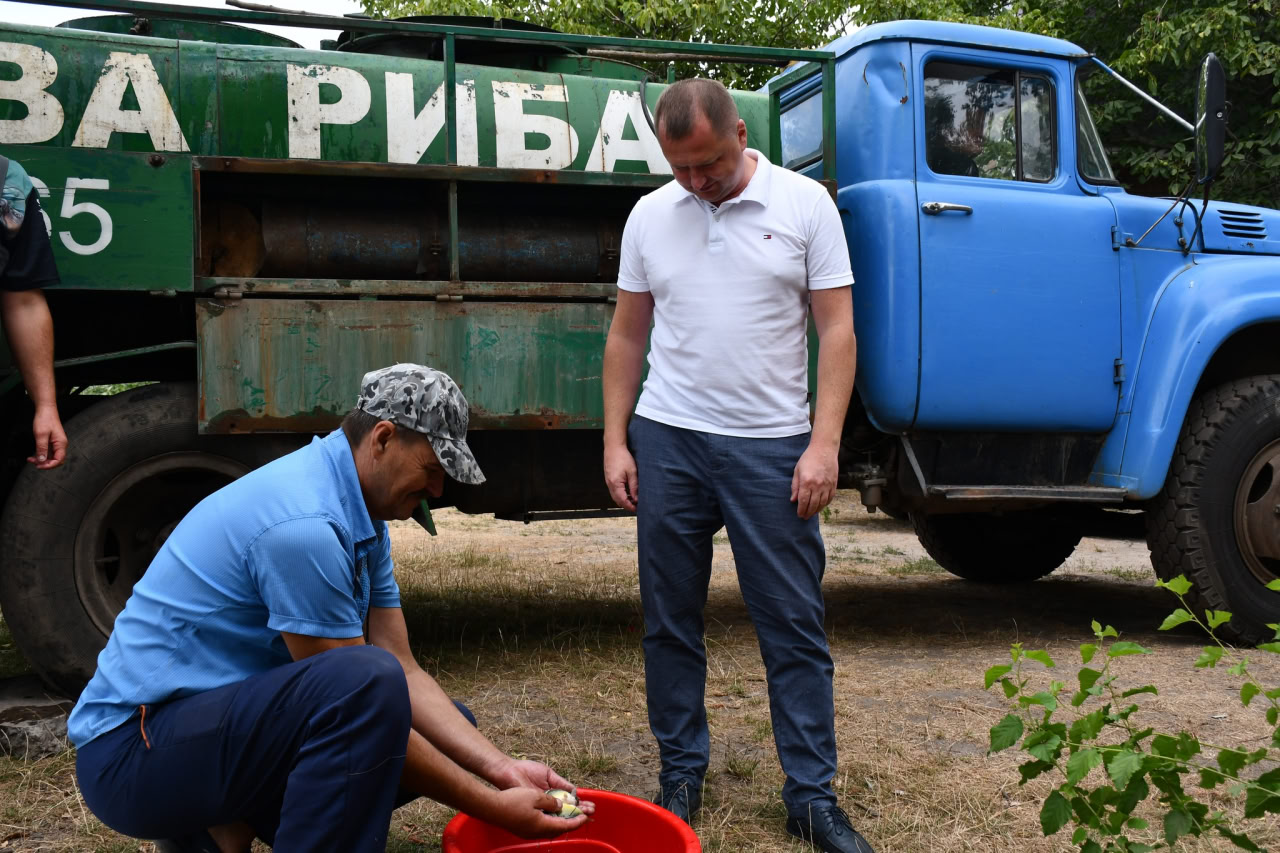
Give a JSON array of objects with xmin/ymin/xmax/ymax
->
[
  {"xmin": 0, "ymin": 0, "xmax": 833, "ymax": 694},
  {"xmin": 0, "ymin": 9, "xmax": 780, "ymax": 429}
]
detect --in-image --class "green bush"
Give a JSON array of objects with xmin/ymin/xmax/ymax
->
[{"xmin": 986, "ymin": 574, "xmax": 1280, "ymax": 852}]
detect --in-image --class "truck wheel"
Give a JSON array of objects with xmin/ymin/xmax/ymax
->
[
  {"xmin": 1146, "ymin": 375, "xmax": 1280, "ymax": 645},
  {"xmin": 0, "ymin": 383, "xmax": 278, "ymax": 697},
  {"xmin": 912, "ymin": 509, "xmax": 1082, "ymax": 582}
]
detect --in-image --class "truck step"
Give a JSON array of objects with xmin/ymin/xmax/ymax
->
[{"xmin": 927, "ymin": 485, "xmax": 1129, "ymax": 502}]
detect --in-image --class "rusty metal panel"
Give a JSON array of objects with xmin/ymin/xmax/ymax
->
[
  {"xmin": 196, "ymin": 278, "xmax": 615, "ymax": 300},
  {"xmin": 197, "ymin": 298, "xmax": 610, "ymax": 433}
]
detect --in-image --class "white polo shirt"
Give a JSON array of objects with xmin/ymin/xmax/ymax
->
[{"xmin": 616, "ymin": 149, "xmax": 853, "ymax": 438}]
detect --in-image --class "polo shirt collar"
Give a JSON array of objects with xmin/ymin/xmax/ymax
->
[
  {"xmin": 319, "ymin": 429, "xmax": 379, "ymax": 547},
  {"xmin": 735, "ymin": 149, "xmax": 772, "ymax": 207},
  {"xmin": 676, "ymin": 148, "xmax": 773, "ymax": 209}
]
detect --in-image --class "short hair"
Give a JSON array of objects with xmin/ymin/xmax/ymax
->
[
  {"xmin": 341, "ymin": 408, "xmax": 383, "ymax": 446},
  {"xmin": 654, "ymin": 78, "xmax": 739, "ymax": 141},
  {"xmin": 340, "ymin": 408, "xmax": 431, "ymax": 449}
]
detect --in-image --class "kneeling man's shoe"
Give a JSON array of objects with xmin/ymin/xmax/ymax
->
[
  {"xmin": 785, "ymin": 804, "xmax": 876, "ymax": 853},
  {"xmin": 153, "ymin": 829, "xmax": 222, "ymax": 853},
  {"xmin": 653, "ymin": 780, "xmax": 702, "ymax": 824}
]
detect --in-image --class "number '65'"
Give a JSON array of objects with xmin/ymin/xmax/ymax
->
[{"xmin": 28, "ymin": 176, "xmax": 113, "ymax": 256}]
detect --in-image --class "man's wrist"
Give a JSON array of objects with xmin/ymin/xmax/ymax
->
[
  {"xmin": 479, "ymin": 752, "xmax": 515, "ymax": 788},
  {"xmin": 807, "ymin": 431, "xmax": 841, "ymax": 453},
  {"xmin": 464, "ymin": 783, "xmax": 508, "ymax": 824},
  {"xmin": 602, "ymin": 426, "xmax": 630, "ymax": 450}
]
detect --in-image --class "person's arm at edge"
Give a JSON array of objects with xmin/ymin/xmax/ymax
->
[
  {"xmin": 282, "ymin": 627, "xmax": 586, "ymax": 837},
  {"xmin": 602, "ymin": 289, "xmax": 654, "ymax": 511},
  {"xmin": 792, "ymin": 286, "xmax": 855, "ymax": 519},
  {"xmin": 1, "ymin": 288, "xmax": 66, "ymax": 468}
]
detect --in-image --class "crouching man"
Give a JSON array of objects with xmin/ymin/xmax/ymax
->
[{"xmin": 69, "ymin": 364, "xmax": 591, "ymax": 852}]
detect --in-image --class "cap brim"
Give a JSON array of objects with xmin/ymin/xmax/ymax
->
[{"xmin": 428, "ymin": 435, "xmax": 486, "ymax": 485}]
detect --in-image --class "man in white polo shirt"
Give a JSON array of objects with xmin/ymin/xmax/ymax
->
[{"xmin": 602, "ymin": 79, "xmax": 871, "ymax": 853}]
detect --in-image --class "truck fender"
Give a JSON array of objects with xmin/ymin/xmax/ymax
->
[{"xmin": 1119, "ymin": 256, "xmax": 1280, "ymax": 498}]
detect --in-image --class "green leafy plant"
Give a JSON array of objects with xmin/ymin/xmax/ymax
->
[{"xmin": 986, "ymin": 574, "xmax": 1280, "ymax": 851}]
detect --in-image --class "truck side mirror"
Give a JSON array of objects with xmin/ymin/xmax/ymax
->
[{"xmin": 1195, "ymin": 52, "xmax": 1226, "ymax": 185}]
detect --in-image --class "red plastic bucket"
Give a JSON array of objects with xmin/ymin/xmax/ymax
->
[{"xmin": 441, "ymin": 788, "xmax": 700, "ymax": 853}]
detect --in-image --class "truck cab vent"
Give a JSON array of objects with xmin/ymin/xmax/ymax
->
[{"xmin": 1219, "ymin": 209, "xmax": 1267, "ymax": 240}]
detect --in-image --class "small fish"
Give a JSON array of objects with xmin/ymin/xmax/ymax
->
[{"xmin": 545, "ymin": 788, "xmax": 583, "ymax": 818}]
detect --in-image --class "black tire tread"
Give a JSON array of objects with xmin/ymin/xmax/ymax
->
[
  {"xmin": 1145, "ymin": 374, "xmax": 1280, "ymax": 646},
  {"xmin": 0, "ymin": 383, "xmax": 293, "ymax": 696}
]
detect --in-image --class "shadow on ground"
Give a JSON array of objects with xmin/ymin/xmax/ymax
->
[
  {"xmin": 403, "ymin": 569, "xmax": 1195, "ymax": 662},
  {"xmin": 821, "ymin": 573, "xmax": 1187, "ymax": 644}
]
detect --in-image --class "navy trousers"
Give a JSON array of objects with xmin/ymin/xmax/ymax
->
[
  {"xmin": 629, "ymin": 415, "xmax": 838, "ymax": 813},
  {"xmin": 77, "ymin": 645, "xmax": 425, "ymax": 851}
]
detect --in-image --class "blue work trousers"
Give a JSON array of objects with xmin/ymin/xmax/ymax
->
[
  {"xmin": 629, "ymin": 415, "xmax": 837, "ymax": 813},
  {"xmin": 76, "ymin": 645, "xmax": 417, "ymax": 851}
]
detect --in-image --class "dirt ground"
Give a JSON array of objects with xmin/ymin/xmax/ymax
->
[{"xmin": 4, "ymin": 493, "xmax": 1280, "ymax": 851}]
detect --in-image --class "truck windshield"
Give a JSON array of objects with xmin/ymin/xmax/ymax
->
[{"xmin": 1075, "ymin": 83, "xmax": 1117, "ymax": 183}]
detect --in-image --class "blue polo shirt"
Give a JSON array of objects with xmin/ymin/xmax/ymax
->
[{"xmin": 68, "ymin": 430, "xmax": 400, "ymax": 747}]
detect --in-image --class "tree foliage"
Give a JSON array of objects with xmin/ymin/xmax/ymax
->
[
  {"xmin": 358, "ymin": 0, "xmax": 858, "ymax": 89},
  {"xmin": 858, "ymin": 0, "xmax": 1279, "ymax": 206},
  {"xmin": 361, "ymin": 0, "xmax": 1280, "ymax": 205}
]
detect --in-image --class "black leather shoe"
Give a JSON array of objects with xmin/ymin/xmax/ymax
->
[
  {"xmin": 653, "ymin": 779, "xmax": 702, "ymax": 824},
  {"xmin": 786, "ymin": 804, "xmax": 876, "ymax": 853},
  {"xmin": 154, "ymin": 829, "xmax": 222, "ymax": 853}
]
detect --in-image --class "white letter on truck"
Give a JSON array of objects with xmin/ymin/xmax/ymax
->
[
  {"xmin": 385, "ymin": 73, "xmax": 478, "ymax": 166},
  {"xmin": 585, "ymin": 90, "xmax": 670, "ymax": 173},
  {"xmin": 0, "ymin": 42, "xmax": 64, "ymax": 144},
  {"xmin": 286, "ymin": 64, "xmax": 371, "ymax": 160},
  {"xmin": 72, "ymin": 52, "xmax": 188, "ymax": 151},
  {"xmin": 492, "ymin": 82, "xmax": 579, "ymax": 170}
]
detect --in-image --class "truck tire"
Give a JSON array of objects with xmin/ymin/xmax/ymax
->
[
  {"xmin": 912, "ymin": 509, "xmax": 1082, "ymax": 582},
  {"xmin": 0, "ymin": 383, "xmax": 284, "ymax": 697},
  {"xmin": 1146, "ymin": 375, "xmax": 1280, "ymax": 645}
]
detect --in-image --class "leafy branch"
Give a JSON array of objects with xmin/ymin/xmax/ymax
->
[{"xmin": 986, "ymin": 574, "xmax": 1280, "ymax": 852}]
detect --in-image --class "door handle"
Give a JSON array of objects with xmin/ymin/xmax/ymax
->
[{"xmin": 921, "ymin": 201, "xmax": 974, "ymax": 216}]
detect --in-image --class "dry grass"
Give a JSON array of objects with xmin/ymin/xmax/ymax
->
[
  {"xmin": 0, "ymin": 752, "xmax": 135, "ymax": 851},
  {"xmin": 5, "ymin": 494, "xmax": 1280, "ymax": 850}
]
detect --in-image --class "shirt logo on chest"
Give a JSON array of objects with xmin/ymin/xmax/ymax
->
[{"xmin": 763, "ymin": 234, "xmax": 773, "ymax": 240}]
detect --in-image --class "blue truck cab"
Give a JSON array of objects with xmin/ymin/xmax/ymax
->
[{"xmin": 777, "ymin": 21, "xmax": 1280, "ymax": 642}]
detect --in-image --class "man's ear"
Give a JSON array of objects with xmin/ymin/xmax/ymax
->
[{"xmin": 369, "ymin": 420, "xmax": 396, "ymax": 459}]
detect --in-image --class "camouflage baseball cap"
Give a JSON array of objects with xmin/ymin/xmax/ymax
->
[{"xmin": 356, "ymin": 364, "xmax": 486, "ymax": 485}]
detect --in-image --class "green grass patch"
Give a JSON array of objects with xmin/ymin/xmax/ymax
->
[
  {"xmin": 0, "ymin": 616, "xmax": 33, "ymax": 679},
  {"xmin": 395, "ymin": 544, "xmax": 643, "ymax": 667},
  {"xmin": 888, "ymin": 557, "xmax": 944, "ymax": 576},
  {"xmin": 1103, "ymin": 566, "xmax": 1148, "ymax": 583}
]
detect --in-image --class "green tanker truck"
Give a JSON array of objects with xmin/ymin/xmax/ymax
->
[{"xmin": 0, "ymin": 0, "xmax": 834, "ymax": 694}]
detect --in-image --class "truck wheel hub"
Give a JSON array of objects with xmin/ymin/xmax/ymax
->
[
  {"xmin": 1236, "ymin": 439, "xmax": 1280, "ymax": 585},
  {"xmin": 73, "ymin": 452, "xmax": 249, "ymax": 637}
]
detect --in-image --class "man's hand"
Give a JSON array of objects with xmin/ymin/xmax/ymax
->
[
  {"xmin": 29, "ymin": 404, "xmax": 66, "ymax": 469},
  {"xmin": 791, "ymin": 443, "xmax": 838, "ymax": 519},
  {"xmin": 487, "ymin": 787, "xmax": 590, "ymax": 838},
  {"xmin": 2, "ymin": 289, "xmax": 63, "ymax": 468},
  {"xmin": 602, "ymin": 288, "xmax": 652, "ymax": 513},
  {"xmin": 604, "ymin": 443, "xmax": 638, "ymax": 511},
  {"xmin": 491, "ymin": 759, "xmax": 596, "ymax": 815}
]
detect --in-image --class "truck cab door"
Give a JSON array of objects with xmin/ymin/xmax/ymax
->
[{"xmin": 912, "ymin": 47, "xmax": 1121, "ymax": 432}]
